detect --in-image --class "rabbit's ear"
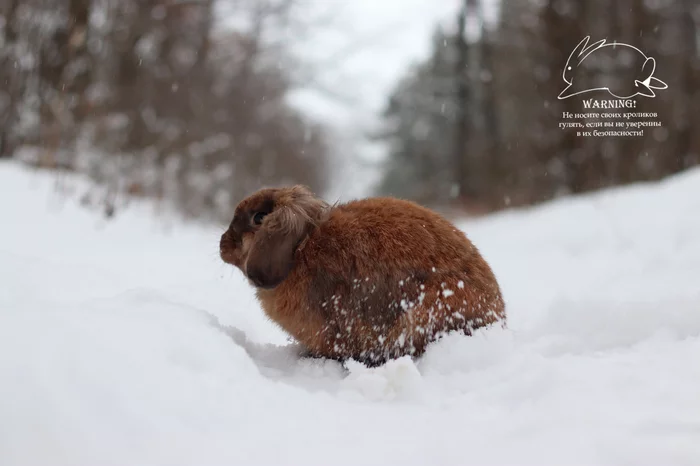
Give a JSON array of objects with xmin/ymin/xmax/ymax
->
[
  {"xmin": 571, "ymin": 36, "xmax": 605, "ymax": 62},
  {"xmin": 571, "ymin": 36, "xmax": 591, "ymax": 58},
  {"xmin": 245, "ymin": 187, "xmax": 327, "ymax": 289}
]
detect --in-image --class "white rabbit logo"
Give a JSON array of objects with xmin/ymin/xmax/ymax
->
[{"xmin": 558, "ymin": 36, "xmax": 668, "ymax": 100}]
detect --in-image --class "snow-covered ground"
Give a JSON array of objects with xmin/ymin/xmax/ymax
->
[{"xmin": 1, "ymin": 161, "xmax": 699, "ymax": 466}]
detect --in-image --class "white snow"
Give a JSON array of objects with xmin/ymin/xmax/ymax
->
[{"xmin": 1, "ymin": 161, "xmax": 700, "ymax": 466}]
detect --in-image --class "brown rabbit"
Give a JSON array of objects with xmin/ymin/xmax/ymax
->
[{"xmin": 219, "ymin": 186, "xmax": 506, "ymax": 367}]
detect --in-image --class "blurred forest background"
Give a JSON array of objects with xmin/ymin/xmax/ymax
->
[{"xmin": 1, "ymin": 0, "xmax": 699, "ymax": 222}]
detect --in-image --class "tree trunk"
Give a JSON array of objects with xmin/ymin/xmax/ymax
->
[
  {"xmin": 453, "ymin": 1, "xmax": 472, "ymax": 199},
  {"xmin": 676, "ymin": 2, "xmax": 698, "ymax": 171},
  {"xmin": 0, "ymin": 0, "xmax": 21, "ymax": 158},
  {"xmin": 478, "ymin": 12, "xmax": 501, "ymax": 205}
]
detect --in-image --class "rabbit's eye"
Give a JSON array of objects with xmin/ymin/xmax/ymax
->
[{"xmin": 252, "ymin": 211, "xmax": 267, "ymax": 225}]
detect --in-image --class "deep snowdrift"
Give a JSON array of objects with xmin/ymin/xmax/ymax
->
[{"xmin": 1, "ymin": 162, "xmax": 699, "ymax": 466}]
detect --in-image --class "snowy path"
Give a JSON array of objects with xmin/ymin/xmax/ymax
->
[{"xmin": 1, "ymin": 162, "xmax": 699, "ymax": 466}]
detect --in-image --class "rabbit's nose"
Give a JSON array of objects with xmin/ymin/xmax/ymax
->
[{"xmin": 219, "ymin": 232, "xmax": 231, "ymax": 254}]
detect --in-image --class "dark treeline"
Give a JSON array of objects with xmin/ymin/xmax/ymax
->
[
  {"xmin": 377, "ymin": 0, "xmax": 700, "ymax": 213},
  {"xmin": 2, "ymin": 0, "xmax": 699, "ymax": 221},
  {"xmin": 0, "ymin": 0, "xmax": 328, "ymax": 221}
]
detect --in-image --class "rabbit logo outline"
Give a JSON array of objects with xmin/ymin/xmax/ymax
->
[{"xmin": 558, "ymin": 36, "xmax": 668, "ymax": 100}]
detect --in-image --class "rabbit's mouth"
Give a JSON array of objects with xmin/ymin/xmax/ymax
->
[{"xmin": 219, "ymin": 247, "xmax": 236, "ymax": 266}]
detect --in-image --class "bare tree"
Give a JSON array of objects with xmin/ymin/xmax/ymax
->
[
  {"xmin": 1, "ymin": 0, "xmax": 331, "ymax": 222},
  {"xmin": 453, "ymin": 0, "xmax": 471, "ymax": 200},
  {"xmin": 0, "ymin": 0, "xmax": 21, "ymax": 158}
]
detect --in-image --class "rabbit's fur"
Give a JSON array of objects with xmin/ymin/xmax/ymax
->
[{"xmin": 220, "ymin": 186, "xmax": 505, "ymax": 367}]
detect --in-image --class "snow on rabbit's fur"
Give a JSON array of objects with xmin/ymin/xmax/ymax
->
[{"xmin": 1, "ymin": 161, "xmax": 700, "ymax": 466}]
